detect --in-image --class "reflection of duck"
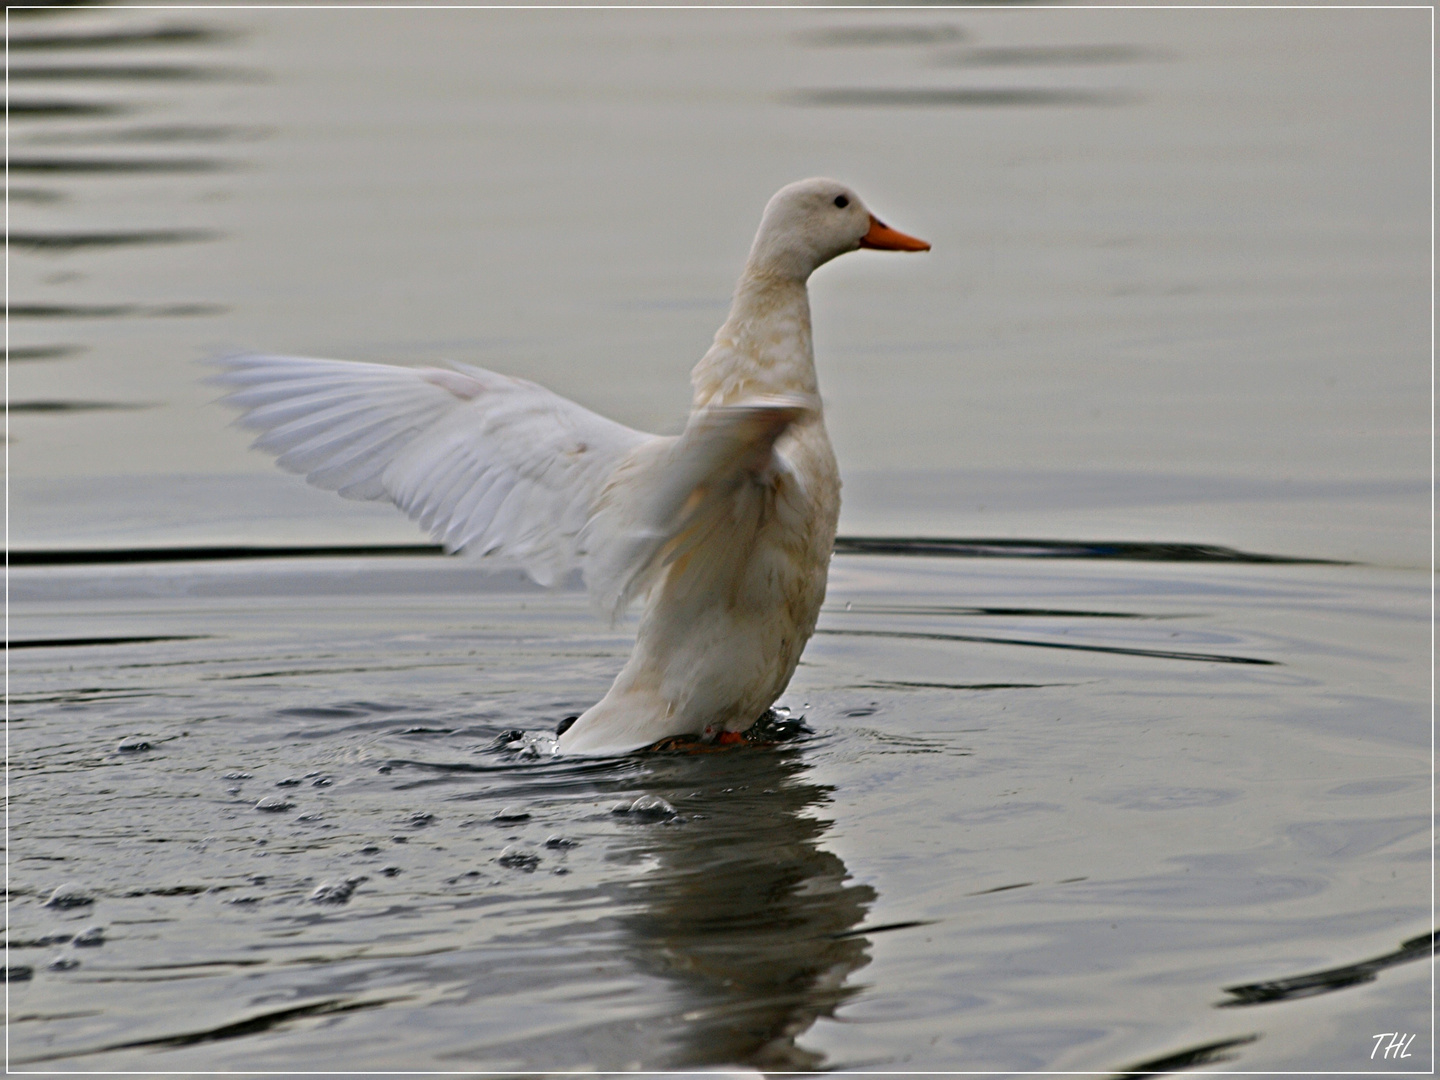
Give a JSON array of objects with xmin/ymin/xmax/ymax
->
[
  {"xmin": 613, "ymin": 748, "xmax": 875, "ymax": 1070},
  {"xmin": 212, "ymin": 179, "xmax": 928, "ymax": 755}
]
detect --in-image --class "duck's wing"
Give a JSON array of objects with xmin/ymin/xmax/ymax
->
[
  {"xmin": 208, "ymin": 352, "xmax": 651, "ymax": 587},
  {"xmin": 582, "ymin": 395, "xmax": 817, "ymax": 621}
]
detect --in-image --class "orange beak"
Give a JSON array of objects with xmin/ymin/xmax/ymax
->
[{"xmin": 859, "ymin": 214, "xmax": 931, "ymax": 252}]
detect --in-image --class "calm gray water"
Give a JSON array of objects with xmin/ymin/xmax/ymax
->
[{"xmin": 8, "ymin": 4, "xmax": 1432, "ymax": 1074}]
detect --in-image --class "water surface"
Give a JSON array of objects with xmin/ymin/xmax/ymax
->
[
  {"xmin": 7, "ymin": 5, "xmax": 1432, "ymax": 1074},
  {"xmin": 10, "ymin": 553, "xmax": 1432, "ymax": 1071}
]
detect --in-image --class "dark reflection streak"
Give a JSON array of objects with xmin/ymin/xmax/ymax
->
[
  {"xmin": 817, "ymin": 627, "xmax": 1278, "ymax": 666},
  {"xmin": 967, "ymin": 882, "xmax": 1032, "ymax": 895},
  {"xmin": 1218, "ymin": 929, "xmax": 1437, "ymax": 1006},
  {"xmin": 277, "ymin": 703, "xmax": 408, "ymax": 718},
  {"xmin": 11, "ymin": 303, "xmax": 132, "ymax": 318},
  {"xmin": 851, "ymin": 680, "xmax": 1059, "ymax": 690},
  {"xmin": 9, "ymin": 65, "xmax": 246, "ymax": 82},
  {"xmin": 12, "ymin": 693, "xmax": 153, "ymax": 705},
  {"xmin": 12, "ymin": 997, "xmax": 400, "ymax": 1064},
  {"xmin": 10, "ymin": 303, "xmax": 226, "ymax": 317},
  {"xmin": 1113, "ymin": 1033, "xmax": 1260, "ymax": 1077},
  {"xmin": 8, "ymin": 26, "xmax": 230, "ymax": 50},
  {"xmin": 11, "ymin": 229, "xmax": 218, "ymax": 250},
  {"xmin": 9, "ymin": 1011, "xmax": 102, "ymax": 1024},
  {"xmin": 8, "ymin": 101, "xmax": 127, "ymax": 117},
  {"xmin": 832, "ymin": 603, "xmax": 1169, "ymax": 619},
  {"xmin": 5, "ymin": 537, "xmax": 1337, "ymax": 565},
  {"xmin": 10, "ymin": 544, "xmax": 445, "ymax": 566},
  {"xmin": 8, "ymin": 157, "xmax": 224, "ymax": 173},
  {"xmin": 8, "ymin": 401, "xmax": 153, "ymax": 413},
  {"xmin": 792, "ymin": 88, "xmax": 1138, "ymax": 108},
  {"xmin": 126, "ymin": 958, "xmax": 263, "ymax": 967},
  {"xmin": 27, "ymin": 124, "xmax": 259, "ymax": 144},
  {"xmin": 834, "ymin": 536, "xmax": 1344, "ymax": 564},
  {"xmin": 7, "ymin": 346, "xmax": 85, "ymax": 361},
  {"xmin": 209, "ymin": 662, "xmax": 470, "ymax": 681},
  {"xmin": 828, "ymin": 919, "xmax": 933, "ymax": 940},
  {"xmin": 8, "ymin": 188, "xmax": 65, "ymax": 204},
  {"xmin": 8, "ymin": 635, "xmax": 207, "ymax": 650}
]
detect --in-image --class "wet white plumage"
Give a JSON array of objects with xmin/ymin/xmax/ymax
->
[{"xmin": 211, "ymin": 178, "xmax": 928, "ymax": 755}]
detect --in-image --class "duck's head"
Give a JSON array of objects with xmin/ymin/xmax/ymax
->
[{"xmin": 746, "ymin": 177, "xmax": 930, "ymax": 282}]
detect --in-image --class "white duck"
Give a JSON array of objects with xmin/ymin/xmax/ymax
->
[{"xmin": 212, "ymin": 178, "xmax": 929, "ymax": 755}]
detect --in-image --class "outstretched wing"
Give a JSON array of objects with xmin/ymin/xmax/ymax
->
[{"xmin": 208, "ymin": 352, "xmax": 651, "ymax": 587}]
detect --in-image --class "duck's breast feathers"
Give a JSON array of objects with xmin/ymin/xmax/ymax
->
[{"xmin": 580, "ymin": 394, "xmax": 819, "ymax": 621}]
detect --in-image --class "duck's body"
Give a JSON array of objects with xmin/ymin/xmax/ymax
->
[
  {"xmin": 212, "ymin": 179, "xmax": 927, "ymax": 756},
  {"xmin": 562, "ymin": 275, "xmax": 841, "ymax": 755}
]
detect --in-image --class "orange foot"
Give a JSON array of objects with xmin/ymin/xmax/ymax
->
[
  {"xmin": 639, "ymin": 711, "xmax": 810, "ymax": 754},
  {"xmin": 645, "ymin": 727, "xmax": 777, "ymax": 754}
]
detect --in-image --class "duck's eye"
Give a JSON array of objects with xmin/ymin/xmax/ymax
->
[{"xmin": 833, "ymin": 195, "xmax": 849, "ymax": 208}]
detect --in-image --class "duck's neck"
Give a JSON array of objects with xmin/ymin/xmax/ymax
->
[{"xmin": 691, "ymin": 267, "xmax": 815, "ymax": 409}]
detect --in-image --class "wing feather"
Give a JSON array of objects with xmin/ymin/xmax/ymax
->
[
  {"xmin": 209, "ymin": 353, "xmax": 815, "ymax": 615},
  {"xmin": 208, "ymin": 352, "xmax": 650, "ymax": 588}
]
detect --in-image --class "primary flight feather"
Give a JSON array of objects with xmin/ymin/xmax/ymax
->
[{"xmin": 210, "ymin": 178, "xmax": 929, "ymax": 755}]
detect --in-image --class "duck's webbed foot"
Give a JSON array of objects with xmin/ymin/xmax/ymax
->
[{"xmin": 642, "ymin": 709, "xmax": 813, "ymax": 754}]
